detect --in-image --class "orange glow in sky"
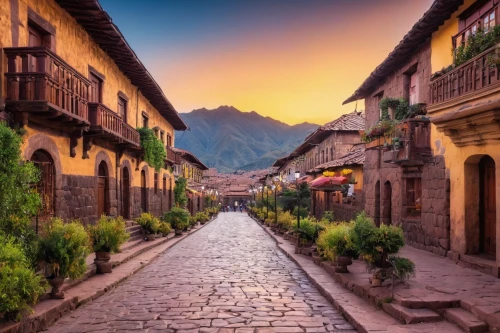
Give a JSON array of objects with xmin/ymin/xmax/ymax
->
[{"xmin": 103, "ymin": 0, "xmax": 434, "ymax": 125}]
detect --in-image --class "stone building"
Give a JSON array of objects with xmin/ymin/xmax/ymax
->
[
  {"xmin": 1, "ymin": 0, "xmax": 189, "ymax": 225},
  {"xmin": 273, "ymin": 111, "xmax": 365, "ymax": 219},
  {"xmin": 343, "ymin": 0, "xmax": 464, "ymax": 257},
  {"xmin": 171, "ymin": 148, "xmax": 209, "ymax": 216},
  {"xmin": 427, "ymin": 0, "xmax": 500, "ymax": 276}
]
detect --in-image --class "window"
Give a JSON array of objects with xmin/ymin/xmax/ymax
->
[
  {"xmin": 154, "ymin": 173, "xmax": 158, "ymax": 195},
  {"xmin": 454, "ymin": 4, "xmax": 498, "ymax": 49},
  {"xmin": 330, "ymin": 148, "xmax": 334, "ymax": 161},
  {"xmin": 405, "ymin": 178, "xmax": 422, "ymax": 217},
  {"xmin": 89, "ymin": 72, "xmax": 103, "ymax": 103},
  {"xmin": 163, "ymin": 177, "xmax": 167, "ymax": 196},
  {"xmin": 374, "ymin": 91, "xmax": 384, "ymax": 119},
  {"xmin": 321, "ymin": 150, "xmax": 325, "ymax": 164},
  {"xmin": 409, "ymin": 72, "xmax": 419, "ymax": 105},
  {"xmin": 142, "ymin": 115, "xmax": 149, "ymax": 128},
  {"xmin": 153, "ymin": 127, "xmax": 159, "ymax": 138},
  {"xmin": 166, "ymin": 134, "xmax": 172, "ymax": 147},
  {"xmin": 118, "ymin": 96, "xmax": 127, "ymax": 123},
  {"xmin": 160, "ymin": 131, "xmax": 165, "ymax": 144}
]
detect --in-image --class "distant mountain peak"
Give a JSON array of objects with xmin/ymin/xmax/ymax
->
[{"xmin": 175, "ymin": 106, "xmax": 319, "ymax": 173}]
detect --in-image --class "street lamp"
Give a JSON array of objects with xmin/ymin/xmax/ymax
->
[
  {"xmin": 265, "ymin": 185, "xmax": 269, "ymax": 219},
  {"xmin": 272, "ymin": 184, "xmax": 277, "ymax": 226},
  {"xmin": 295, "ymin": 171, "xmax": 301, "ymax": 234}
]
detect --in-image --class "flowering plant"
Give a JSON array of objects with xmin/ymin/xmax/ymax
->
[{"xmin": 341, "ymin": 169, "xmax": 353, "ymax": 176}]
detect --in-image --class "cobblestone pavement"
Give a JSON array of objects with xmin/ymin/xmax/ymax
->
[{"xmin": 47, "ymin": 212, "xmax": 356, "ymax": 333}]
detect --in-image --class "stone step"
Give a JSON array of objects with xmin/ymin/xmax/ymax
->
[
  {"xmin": 126, "ymin": 225, "xmax": 143, "ymax": 238},
  {"xmin": 383, "ymin": 303, "xmax": 442, "ymax": 324},
  {"xmin": 444, "ymin": 308, "xmax": 489, "ymax": 333},
  {"xmin": 121, "ymin": 238, "xmax": 144, "ymax": 252}
]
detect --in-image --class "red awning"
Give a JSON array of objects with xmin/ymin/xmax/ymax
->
[
  {"xmin": 310, "ymin": 176, "xmax": 348, "ymax": 188},
  {"xmin": 297, "ymin": 175, "xmax": 313, "ymax": 184}
]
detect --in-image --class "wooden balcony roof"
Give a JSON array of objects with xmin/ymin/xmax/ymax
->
[{"xmin": 55, "ymin": 0, "xmax": 188, "ymax": 131}]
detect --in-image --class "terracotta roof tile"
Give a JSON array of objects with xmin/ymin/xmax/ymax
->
[
  {"xmin": 319, "ymin": 111, "xmax": 365, "ymax": 131},
  {"xmin": 315, "ymin": 149, "xmax": 365, "ymax": 171}
]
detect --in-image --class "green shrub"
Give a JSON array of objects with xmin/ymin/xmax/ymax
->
[
  {"xmin": 292, "ymin": 206, "xmax": 308, "ymax": 219},
  {"xmin": 0, "ymin": 123, "xmax": 42, "ymax": 268},
  {"xmin": 389, "ymin": 256, "xmax": 416, "ymax": 281},
  {"xmin": 278, "ymin": 211, "xmax": 293, "ymax": 229},
  {"xmin": 157, "ymin": 221, "xmax": 172, "ymax": 235},
  {"xmin": 0, "ymin": 234, "xmax": 46, "ymax": 321},
  {"xmin": 351, "ymin": 212, "xmax": 404, "ymax": 266},
  {"xmin": 135, "ymin": 213, "xmax": 160, "ymax": 235},
  {"xmin": 87, "ymin": 215, "xmax": 129, "ymax": 253},
  {"xmin": 174, "ymin": 177, "xmax": 188, "ymax": 208},
  {"xmin": 316, "ymin": 222, "xmax": 357, "ymax": 260},
  {"xmin": 322, "ymin": 211, "xmax": 335, "ymax": 223},
  {"xmin": 163, "ymin": 207, "xmax": 189, "ymax": 230},
  {"xmin": 39, "ymin": 218, "xmax": 91, "ymax": 279},
  {"xmin": 292, "ymin": 218, "xmax": 321, "ymax": 242},
  {"xmin": 137, "ymin": 127, "xmax": 166, "ymax": 171}
]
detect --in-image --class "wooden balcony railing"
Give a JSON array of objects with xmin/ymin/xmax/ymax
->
[
  {"xmin": 430, "ymin": 45, "xmax": 500, "ymax": 106},
  {"xmin": 166, "ymin": 146, "xmax": 181, "ymax": 164},
  {"xmin": 88, "ymin": 103, "xmax": 122, "ymax": 137},
  {"xmin": 122, "ymin": 122, "xmax": 140, "ymax": 146},
  {"xmin": 381, "ymin": 118, "xmax": 432, "ymax": 165},
  {"xmin": 4, "ymin": 46, "xmax": 90, "ymax": 123}
]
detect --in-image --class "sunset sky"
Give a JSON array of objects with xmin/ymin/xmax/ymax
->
[{"xmin": 100, "ymin": 0, "xmax": 433, "ymax": 125}]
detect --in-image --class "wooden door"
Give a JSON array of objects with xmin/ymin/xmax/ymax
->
[
  {"xmin": 122, "ymin": 167, "xmax": 130, "ymax": 219},
  {"xmin": 89, "ymin": 73, "xmax": 102, "ymax": 103},
  {"xmin": 98, "ymin": 177, "xmax": 106, "ymax": 217},
  {"xmin": 481, "ymin": 156, "xmax": 496, "ymax": 256},
  {"xmin": 31, "ymin": 150, "xmax": 55, "ymax": 220},
  {"xmin": 141, "ymin": 170, "xmax": 147, "ymax": 212},
  {"xmin": 97, "ymin": 162, "xmax": 108, "ymax": 218},
  {"xmin": 28, "ymin": 25, "xmax": 42, "ymax": 73}
]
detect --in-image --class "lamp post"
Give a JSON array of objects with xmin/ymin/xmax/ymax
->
[
  {"xmin": 273, "ymin": 184, "xmax": 277, "ymax": 226},
  {"xmin": 295, "ymin": 170, "xmax": 301, "ymax": 238},
  {"xmin": 265, "ymin": 185, "xmax": 269, "ymax": 219}
]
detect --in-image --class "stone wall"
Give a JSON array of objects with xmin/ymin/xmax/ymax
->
[
  {"xmin": 331, "ymin": 202, "xmax": 364, "ymax": 222},
  {"xmin": 361, "ymin": 40, "xmax": 450, "ymax": 256}
]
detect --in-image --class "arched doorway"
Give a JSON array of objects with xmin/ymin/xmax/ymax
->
[
  {"xmin": 31, "ymin": 150, "xmax": 55, "ymax": 220},
  {"xmin": 122, "ymin": 167, "xmax": 130, "ymax": 219},
  {"xmin": 374, "ymin": 181, "xmax": 380, "ymax": 226},
  {"xmin": 97, "ymin": 161, "xmax": 109, "ymax": 217},
  {"xmin": 168, "ymin": 178, "xmax": 173, "ymax": 210},
  {"xmin": 480, "ymin": 156, "xmax": 496, "ymax": 257},
  {"xmin": 382, "ymin": 181, "xmax": 392, "ymax": 225},
  {"xmin": 141, "ymin": 170, "xmax": 147, "ymax": 212}
]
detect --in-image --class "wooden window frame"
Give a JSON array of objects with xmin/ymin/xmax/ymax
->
[
  {"xmin": 404, "ymin": 178, "xmax": 422, "ymax": 218},
  {"xmin": 154, "ymin": 173, "xmax": 158, "ymax": 195},
  {"xmin": 28, "ymin": 8, "xmax": 56, "ymax": 51},
  {"xmin": 118, "ymin": 92, "xmax": 128, "ymax": 123},
  {"xmin": 166, "ymin": 133, "xmax": 172, "ymax": 147},
  {"xmin": 88, "ymin": 67, "xmax": 105, "ymax": 104},
  {"xmin": 142, "ymin": 111, "xmax": 149, "ymax": 128},
  {"xmin": 163, "ymin": 176, "xmax": 167, "ymax": 196},
  {"xmin": 454, "ymin": 2, "xmax": 499, "ymax": 49}
]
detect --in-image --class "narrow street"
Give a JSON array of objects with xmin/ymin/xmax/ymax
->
[{"xmin": 46, "ymin": 213, "xmax": 355, "ymax": 333}]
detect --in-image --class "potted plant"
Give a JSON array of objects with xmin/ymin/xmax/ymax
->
[
  {"xmin": 157, "ymin": 221, "xmax": 172, "ymax": 237},
  {"xmin": 87, "ymin": 215, "xmax": 129, "ymax": 274},
  {"xmin": 135, "ymin": 213, "xmax": 160, "ymax": 241},
  {"xmin": 39, "ymin": 218, "xmax": 91, "ymax": 299},
  {"xmin": 351, "ymin": 212, "xmax": 407, "ymax": 286},
  {"xmin": 316, "ymin": 222, "xmax": 357, "ymax": 273},
  {"xmin": 163, "ymin": 207, "xmax": 189, "ymax": 236}
]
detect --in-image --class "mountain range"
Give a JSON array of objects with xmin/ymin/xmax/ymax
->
[{"xmin": 174, "ymin": 106, "xmax": 319, "ymax": 173}]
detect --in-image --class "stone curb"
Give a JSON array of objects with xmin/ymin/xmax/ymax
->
[
  {"xmin": 0, "ymin": 216, "xmax": 219, "ymax": 333},
  {"xmin": 251, "ymin": 217, "xmax": 463, "ymax": 333}
]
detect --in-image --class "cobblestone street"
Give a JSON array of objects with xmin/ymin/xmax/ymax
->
[{"xmin": 46, "ymin": 213, "xmax": 355, "ymax": 333}]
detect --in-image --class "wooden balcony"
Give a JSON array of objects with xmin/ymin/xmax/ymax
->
[
  {"xmin": 429, "ymin": 44, "xmax": 500, "ymax": 146},
  {"xmin": 88, "ymin": 102, "xmax": 122, "ymax": 142},
  {"xmin": 4, "ymin": 46, "xmax": 90, "ymax": 129},
  {"xmin": 381, "ymin": 119, "xmax": 432, "ymax": 165},
  {"xmin": 430, "ymin": 45, "xmax": 500, "ymax": 107},
  {"xmin": 121, "ymin": 123, "xmax": 140, "ymax": 147},
  {"xmin": 166, "ymin": 146, "xmax": 181, "ymax": 164}
]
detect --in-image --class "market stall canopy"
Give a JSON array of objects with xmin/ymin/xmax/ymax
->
[{"xmin": 310, "ymin": 176, "xmax": 348, "ymax": 188}]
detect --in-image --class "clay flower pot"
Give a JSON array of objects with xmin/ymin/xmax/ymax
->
[
  {"xmin": 95, "ymin": 251, "xmax": 112, "ymax": 274},
  {"xmin": 335, "ymin": 256, "xmax": 353, "ymax": 273},
  {"xmin": 370, "ymin": 273, "xmax": 383, "ymax": 287},
  {"xmin": 48, "ymin": 276, "xmax": 65, "ymax": 299},
  {"xmin": 175, "ymin": 229, "xmax": 183, "ymax": 236},
  {"xmin": 145, "ymin": 234, "xmax": 156, "ymax": 241}
]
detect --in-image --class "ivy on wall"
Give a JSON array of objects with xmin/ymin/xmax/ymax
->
[{"xmin": 137, "ymin": 127, "xmax": 166, "ymax": 172}]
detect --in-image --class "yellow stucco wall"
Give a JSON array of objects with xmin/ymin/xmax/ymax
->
[{"xmin": 430, "ymin": 0, "xmax": 475, "ymax": 72}]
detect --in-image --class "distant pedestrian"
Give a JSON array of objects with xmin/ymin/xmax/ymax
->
[
  {"xmin": 239, "ymin": 203, "xmax": 243, "ymax": 213},
  {"xmin": 227, "ymin": 205, "xmax": 230, "ymax": 212},
  {"xmin": 234, "ymin": 201, "xmax": 238, "ymax": 212}
]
